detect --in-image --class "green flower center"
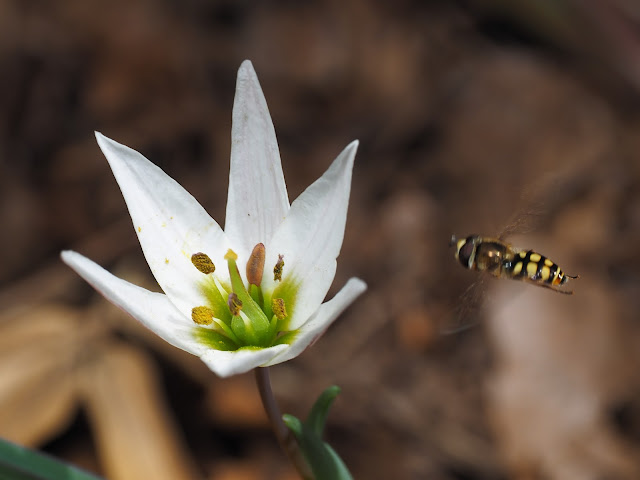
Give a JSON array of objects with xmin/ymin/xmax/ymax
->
[{"xmin": 190, "ymin": 244, "xmax": 296, "ymax": 351}]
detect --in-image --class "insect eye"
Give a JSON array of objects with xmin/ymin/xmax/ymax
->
[{"xmin": 458, "ymin": 240, "xmax": 475, "ymax": 268}]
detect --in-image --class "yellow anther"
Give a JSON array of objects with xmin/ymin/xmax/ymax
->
[
  {"xmin": 228, "ymin": 293, "xmax": 243, "ymax": 316},
  {"xmin": 273, "ymin": 254, "xmax": 284, "ymax": 282},
  {"xmin": 246, "ymin": 243, "xmax": 266, "ymax": 286},
  {"xmin": 191, "ymin": 306, "xmax": 214, "ymax": 325},
  {"xmin": 271, "ymin": 298, "xmax": 287, "ymax": 320},
  {"xmin": 191, "ymin": 252, "xmax": 215, "ymax": 274},
  {"xmin": 224, "ymin": 249, "xmax": 238, "ymax": 261}
]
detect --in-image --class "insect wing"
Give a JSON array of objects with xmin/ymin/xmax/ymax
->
[{"xmin": 440, "ymin": 276, "xmax": 489, "ymax": 334}]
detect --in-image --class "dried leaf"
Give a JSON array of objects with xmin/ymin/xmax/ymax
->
[
  {"xmin": 0, "ymin": 305, "xmax": 82, "ymax": 446},
  {"xmin": 77, "ymin": 343, "xmax": 200, "ymax": 480}
]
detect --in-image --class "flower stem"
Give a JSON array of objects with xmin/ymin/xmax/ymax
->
[{"xmin": 255, "ymin": 367, "xmax": 313, "ymax": 479}]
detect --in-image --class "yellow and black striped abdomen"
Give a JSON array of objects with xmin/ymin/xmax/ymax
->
[
  {"xmin": 451, "ymin": 234, "xmax": 578, "ymax": 294},
  {"xmin": 505, "ymin": 250, "xmax": 569, "ymax": 286}
]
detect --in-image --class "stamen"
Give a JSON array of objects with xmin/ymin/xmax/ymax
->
[
  {"xmin": 192, "ymin": 306, "xmax": 214, "ymax": 325},
  {"xmin": 273, "ymin": 254, "xmax": 285, "ymax": 281},
  {"xmin": 211, "ymin": 317, "xmax": 241, "ymax": 345},
  {"xmin": 191, "ymin": 252, "xmax": 215, "ymax": 274},
  {"xmin": 228, "ymin": 293, "xmax": 243, "ymax": 316},
  {"xmin": 246, "ymin": 243, "xmax": 266, "ymax": 286},
  {"xmin": 192, "ymin": 306, "xmax": 241, "ymax": 346},
  {"xmin": 271, "ymin": 298, "xmax": 287, "ymax": 320}
]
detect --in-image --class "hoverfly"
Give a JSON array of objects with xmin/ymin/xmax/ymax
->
[
  {"xmin": 450, "ymin": 234, "xmax": 579, "ymax": 294},
  {"xmin": 444, "ymin": 174, "xmax": 582, "ymax": 333},
  {"xmin": 441, "ymin": 234, "xmax": 579, "ymax": 333}
]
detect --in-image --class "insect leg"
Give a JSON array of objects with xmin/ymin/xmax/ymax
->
[{"xmin": 535, "ymin": 283, "xmax": 574, "ymax": 295}]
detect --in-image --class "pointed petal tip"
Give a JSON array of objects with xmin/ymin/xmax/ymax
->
[
  {"xmin": 237, "ymin": 60, "xmax": 257, "ymax": 81},
  {"xmin": 94, "ymin": 131, "xmax": 110, "ymax": 146},
  {"xmin": 348, "ymin": 276, "xmax": 368, "ymax": 295},
  {"xmin": 239, "ymin": 59, "xmax": 254, "ymax": 70},
  {"xmin": 60, "ymin": 250, "xmax": 98, "ymax": 277},
  {"xmin": 94, "ymin": 131, "xmax": 122, "ymax": 159},
  {"xmin": 338, "ymin": 140, "xmax": 359, "ymax": 168},
  {"xmin": 346, "ymin": 140, "xmax": 359, "ymax": 157},
  {"xmin": 60, "ymin": 249, "xmax": 80, "ymax": 265}
]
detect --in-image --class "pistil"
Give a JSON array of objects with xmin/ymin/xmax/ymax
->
[
  {"xmin": 247, "ymin": 243, "xmax": 266, "ymax": 307},
  {"xmin": 225, "ymin": 249, "xmax": 271, "ymax": 346}
]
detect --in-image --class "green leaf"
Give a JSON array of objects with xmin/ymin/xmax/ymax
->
[
  {"xmin": 306, "ymin": 385, "xmax": 340, "ymax": 436},
  {"xmin": 282, "ymin": 386, "xmax": 353, "ymax": 480},
  {"xmin": 0, "ymin": 437, "xmax": 104, "ymax": 480}
]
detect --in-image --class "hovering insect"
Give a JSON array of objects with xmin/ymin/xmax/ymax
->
[{"xmin": 450, "ymin": 234, "xmax": 579, "ymax": 294}]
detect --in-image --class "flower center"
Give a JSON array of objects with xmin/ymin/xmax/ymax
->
[{"xmin": 189, "ymin": 245, "xmax": 289, "ymax": 350}]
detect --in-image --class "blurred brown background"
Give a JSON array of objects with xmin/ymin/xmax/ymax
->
[{"xmin": 2, "ymin": 1, "xmax": 640, "ymax": 479}]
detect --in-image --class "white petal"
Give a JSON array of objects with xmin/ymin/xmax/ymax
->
[
  {"xmin": 95, "ymin": 132, "xmax": 231, "ymax": 318},
  {"xmin": 265, "ymin": 141, "xmax": 359, "ymax": 329},
  {"xmin": 61, "ymin": 250, "xmax": 207, "ymax": 356},
  {"xmin": 199, "ymin": 344, "xmax": 288, "ymax": 378},
  {"xmin": 225, "ymin": 60, "xmax": 290, "ymax": 255},
  {"xmin": 264, "ymin": 277, "xmax": 366, "ymax": 366}
]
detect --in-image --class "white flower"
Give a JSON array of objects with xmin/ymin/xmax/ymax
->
[{"xmin": 61, "ymin": 60, "xmax": 366, "ymax": 377}]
